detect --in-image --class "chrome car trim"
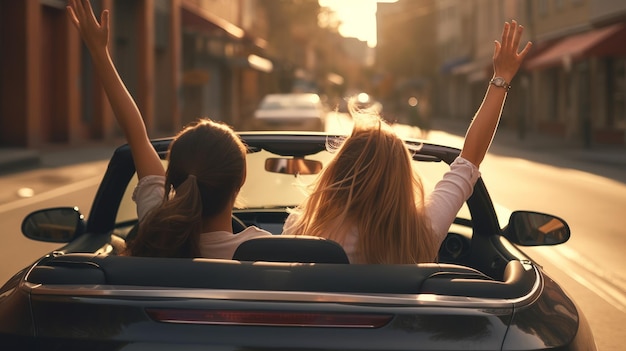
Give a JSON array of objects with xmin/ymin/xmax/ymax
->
[{"xmin": 24, "ymin": 266, "xmax": 542, "ymax": 309}]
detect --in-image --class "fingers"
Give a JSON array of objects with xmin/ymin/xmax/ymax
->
[
  {"xmin": 73, "ymin": 0, "xmax": 87, "ymax": 23},
  {"xmin": 499, "ymin": 20, "xmax": 532, "ymax": 58},
  {"xmin": 518, "ymin": 41, "xmax": 533, "ymax": 60},
  {"xmin": 66, "ymin": 0, "xmax": 83, "ymax": 31},
  {"xmin": 493, "ymin": 40, "xmax": 501, "ymax": 59},
  {"xmin": 493, "ymin": 20, "xmax": 532, "ymax": 79},
  {"xmin": 67, "ymin": 0, "xmax": 101, "ymax": 27},
  {"xmin": 67, "ymin": 0, "xmax": 85, "ymax": 26},
  {"xmin": 101, "ymin": 9, "xmax": 110, "ymax": 31},
  {"xmin": 83, "ymin": 0, "xmax": 100, "ymax": 26},
  {"xmin": 500, "ymin": 22, "xmax": 509, "ymax": 49},
  {"xmin": 510, "ymin": 21, "xmax": 520, "ymax": 51},
  {"xmin": 66, "ymin": 6, "xmax": 79, "ymax": 28},
  {"xmin": 503, "ymin": 20, "xmax": 518, "ymax": 52},
  {"xmin": 507, "ymin": 21, "xmax": 516, "ymax": 50}
]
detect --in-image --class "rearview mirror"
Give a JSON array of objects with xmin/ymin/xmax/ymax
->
[
  {"xmin": 21, "ymin": 207, "xmax": 85, "ymax": 243},
  {"xmin": 265, "ymin": 157, "xmax": 323, "ymax": 175},
  {"xmin": 503, "ymin": 211, "xmax": 570, "ymax": 246}
]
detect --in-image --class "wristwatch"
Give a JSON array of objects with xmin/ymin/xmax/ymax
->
[{"xmin": 490, "ymin": 77, "xmax": 511, "ymax": 91}]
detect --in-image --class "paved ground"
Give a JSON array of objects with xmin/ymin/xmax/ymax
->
[
  {"xmin": 0, "ymin": 138, "xmax": 124, "ymax": 176},
  {"xmin": 432, "ymin": 118, "xmax": 626, "ymax": 168}
]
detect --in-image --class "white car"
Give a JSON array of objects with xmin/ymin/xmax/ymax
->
[{"xmin": 253, "ymin": 93, "xmax": 326, "ymax": 131}]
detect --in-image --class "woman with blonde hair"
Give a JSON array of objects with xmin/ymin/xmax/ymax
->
[
  {"xmin": 283, "ymin": 20, "xmax": 532, "ymax": 264},
  {"xmin": 67, "ymin": 0, "xmax": 271, "ymax": 258}
]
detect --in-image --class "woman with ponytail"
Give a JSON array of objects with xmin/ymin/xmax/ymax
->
[{"xmin": 67, "ymin": 0, "xmax": 270, "ymax": 258}]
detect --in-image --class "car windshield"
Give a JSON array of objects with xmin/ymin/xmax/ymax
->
[{"xmin": 115, "ymin": 145, "xmax": 471, "ymax": 228}]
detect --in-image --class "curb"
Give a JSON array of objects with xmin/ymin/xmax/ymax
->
[{"xmin": 0, "ymin": 149, "xmax": 41, "ymax": 175}]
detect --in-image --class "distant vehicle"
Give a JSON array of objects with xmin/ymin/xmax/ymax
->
[
  {"xmin": 336, "ymin": 92, "xmax": 383, "ymax": 114},
  {"xmin": 0, "ymin": 132, "xmax": 596, "ymax": 350},
  {"xmin": 253, "ymin": 93, "xmax": 326, "ymax": 131}
]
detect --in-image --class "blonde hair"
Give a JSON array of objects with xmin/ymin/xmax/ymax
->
[{"xmin": 288, "ymin": 112, "xmax": 438, "ymax": 264}]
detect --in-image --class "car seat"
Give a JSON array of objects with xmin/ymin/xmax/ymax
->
[{"xmin": 233, "ymin": 235, "xmax": 350, "ymax": 263}]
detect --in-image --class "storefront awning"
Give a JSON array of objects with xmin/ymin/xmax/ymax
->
[
  {"xmin": 181, "ymin": 0, "xmax": 267, "ymax": 49},
  {"xmin": 181, "ymin": 0, "xmax": 244, "ymax": 39},
  {"xmin": 451, "ymin": 58, "xmax": 492, "ymax": 79},
  {"xmin": 524, "ymin": 23, "xmax": 626, "ymax": 71},
  {"xmin": 440, "ymin": 57, "xmax": 470, "ymax": 73},
  {"xmin": 228, "ymin": 55, "xmax": 274, "ymax": 73},
  {"xmin": 452, "ymin": 58, "xmax": 493, "ymax": 74}
]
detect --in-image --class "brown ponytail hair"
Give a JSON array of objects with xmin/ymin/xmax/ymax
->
[{"xmin": 126, "ymin": 119, "xmax": 247, "ymax": 258}]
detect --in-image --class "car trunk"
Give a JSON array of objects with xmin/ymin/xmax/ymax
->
[{"xmin": 19, "ymin": 254, "xmax": 536, "ymax": 350}]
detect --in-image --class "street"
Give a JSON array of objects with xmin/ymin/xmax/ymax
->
[
  {"xmin": 0, "ymin": 158, "xmax": 108, "ymax": 283},
  {"xmin": 429, "ymin": 128, "xmax": 626, "ymax": 351},
  {"xmin": 0, "ymin": 123, "xmax": 625, "ymax": 350}
]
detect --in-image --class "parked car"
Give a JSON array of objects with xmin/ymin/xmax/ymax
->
[
  {"xmin": 0, "ymin": 132, "xmax": 596, "ymax": 350},
  {"xmin": 253, "ymin": 93, "xmax": 326, "ymax": 131}
]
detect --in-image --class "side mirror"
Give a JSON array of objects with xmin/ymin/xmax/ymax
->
[
  {"xmin": 21, "ymin": 207, "xmax": 85, "ymax": 243},
  {"xmin": 265, "ymin": 157, "xmax": 323, "ymax": 175},
  {"xmin": 503, "ymin": 211, "xmax": 570, "ymax": 246}
]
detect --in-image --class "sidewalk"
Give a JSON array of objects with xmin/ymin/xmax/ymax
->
[
  {"xmin": 0, "ymin": 148, "xmax": 40, "ymax": 174},
  {"xmin": 431, "ymin": 118, "xmax": 626, "ymax": 168},
  {"xmin": 0, "ymin": 139, "xmax": 124, "ymax": 176}
]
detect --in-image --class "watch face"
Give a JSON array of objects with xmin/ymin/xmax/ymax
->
[{"xmin": 493, "ymin": 77, "xmax": 505, "ymax": 86}]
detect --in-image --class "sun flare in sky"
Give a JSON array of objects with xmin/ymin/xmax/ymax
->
[{"xmin": 318, "ymin": 0, "xmax": 397, "ymax": 48}]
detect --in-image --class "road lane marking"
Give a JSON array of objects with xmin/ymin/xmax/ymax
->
[
  {"xmin": 555, "ymin": 245, "xmax": 626, "ymax": 293},
  {"xmin": 496, "ymin": 198, "xmax": 626, "ymax": 313},
  {"xmin": 531, "ymin": 245, "xmax": 626, "ymax": 313},
  {"xmin": 0, "ymin": 176, "xmax": 102, "ymax": 213}
]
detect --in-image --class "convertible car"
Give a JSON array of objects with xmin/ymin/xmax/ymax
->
[{"xmin": 0, "ymin": 132, "xmax": 596, "ymax": 350}]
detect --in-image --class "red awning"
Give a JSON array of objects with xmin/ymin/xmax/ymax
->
[{"xmin": 524, "ymin": 23, "xmax": 626, "ymax": 70}]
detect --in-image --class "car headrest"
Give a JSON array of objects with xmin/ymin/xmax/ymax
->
[{"xmin": 233, "ymin": 235, "xmax": 350, "ymax": 264}]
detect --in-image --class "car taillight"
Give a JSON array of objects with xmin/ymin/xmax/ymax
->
[{"xmin": 146, "ymin": 309, "xmax": 392, "ymax": 328}]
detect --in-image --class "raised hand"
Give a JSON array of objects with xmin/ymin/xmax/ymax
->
[
  {"xmin": 66, "ymin": 0, "xmax": 110, "ymax": 53},
  {"xmin": 66, "ymin": 0, "xmax": 164, "ymax": 179},
  {"xmin": 493, "ymin": 20, "xmax": 532, "ymax": 83},
  {"xmin": 459, "ymin": 20, "xmax": 532, "ymax": 168}
]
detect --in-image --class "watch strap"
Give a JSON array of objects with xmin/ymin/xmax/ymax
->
[{"xmin": 490, "ymin": 77, "xmax": 511, "ymax": 91}]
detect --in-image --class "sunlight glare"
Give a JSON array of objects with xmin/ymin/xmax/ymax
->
[{"xmin": 318, "ymin": 0, "xmax": 397, "ymax": 47}]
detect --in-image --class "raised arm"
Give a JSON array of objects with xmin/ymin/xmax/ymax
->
[
  {"xmin": 67, "ymin": 0, "xmax": 164, "ymax": 179},
  {"xmin": 459, "ymin": 20, "xmax": 532, "ymax": 168}
]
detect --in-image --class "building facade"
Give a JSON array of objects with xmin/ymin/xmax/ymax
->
[
  {"xmin": 377, "ymin": 0, "xmax": 626, "ymax": 146},
  {"xmin": 0, "ymin": 0, "xmax": 273, "ymax": 148},
  {"xmin": 524, "ymin": 0, "xmax": 626, "ymax": 146},
  {"xmin": 435, "ymin": 0, "xmax": 531, "ymax": 136}
]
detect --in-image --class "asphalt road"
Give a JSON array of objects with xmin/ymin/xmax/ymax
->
[
  {"xmin": 427, "ymin": 129, "xmax": 626, "ymax": 351},
  {"xmin": 0, "ymin": 159, "xmax": 108, "ymax": 283}
]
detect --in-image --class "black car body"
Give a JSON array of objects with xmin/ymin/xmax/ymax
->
[{"xmin": 0, "ymin": 132, "xmax": 596, "ymax": 350}]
